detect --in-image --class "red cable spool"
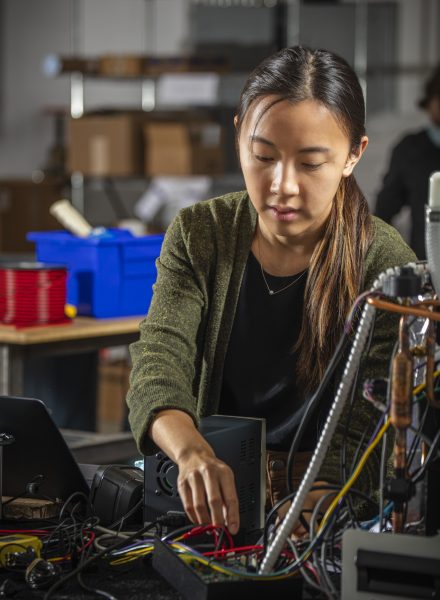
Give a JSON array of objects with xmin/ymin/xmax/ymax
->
[{"xmin": 0, "ymin": 262, "xmax": 70, "ymax": 327}]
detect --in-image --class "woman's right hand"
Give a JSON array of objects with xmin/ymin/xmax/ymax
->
[
  {"xmin": 149, "ymin": 409, "xmax": 240, "ymax": 534},
  {"xmin": 176, "ymin": 447, "xmax": 239, "ymax": 533}
]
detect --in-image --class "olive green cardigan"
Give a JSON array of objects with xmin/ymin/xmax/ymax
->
[{"xmin": 127, "ymin": 191, "xmax": 416, "ymax": 492}]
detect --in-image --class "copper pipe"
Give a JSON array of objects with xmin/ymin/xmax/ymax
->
[
  {"xmin": 368, "ymin": 296, "xmax": 440, "ymax": 407},
  {"xmin": 392, "ymin": 511, "xmax": 404, "ymax": 533},
  {"xmin": 391, "ymin": 431, "xmax": 407, "ymax": 534},
  {"xmin": 390, "ymin": 316, "xmax": 413, "ymax": 431},
  {"xmin": 390, "ymin": 315, "xmax": 412, "ymax": 533},
  {"xmin": 367, "ymin": 296, "xmax": 440, "ymax": 320}
]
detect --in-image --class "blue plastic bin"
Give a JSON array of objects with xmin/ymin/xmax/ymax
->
[{"xmin": 27, "ymin": 229, "xmax": 164, "ymax": 318}]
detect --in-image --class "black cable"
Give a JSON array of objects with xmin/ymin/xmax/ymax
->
[
  {"xmin": 328, "ymin": 508, "xmax": 343, "ymax": 580},
  {"xmin": 42, "ymin": 517, "xmax": 75, "ymax": 561},
  {"xmin": 42, "ymin": 491, "xmax": 92, "ymax": 561},
  {"xmin": 42, "ymin": 509, "xmax": 96, "ymax": 562},
  {"xmin": 77, "ymin": 571, "xmax": 118, "ymax": 600},
  {"xmin": 286, "ymin": 330, "xmax": 352, "ymax": 495},
  {"xmin": 376, "ymin": 337, "xmax": 400, "ymax": 533},
  {"xmin": 58, "ymin": 491, "xmax": 91, "ymax": 523},
  {"xmin": 286, "ymin": 537, "xmax": 327, "ymax": 597},
  {"xmin": 339, "ymin": 365, "xmax": 362, "ymax": 528},
  {"xmin": 411, "ymin": 427, "xmax": 440, "ymax": 484},
  {"xmin": 107, "ymin": 498, "xmax": 143, "ymax": 533},
  {"xmin": 310, "ymin": 491, "xmax": 339, "ymax": 599},
  {"xmin": 214, "ymin": 528, "xmax": 225, "ymax": 553},
  {"xmin": 408, "ymin": 425, "xmax": 440, "ymax": 459},
  {"xmin": 262, "ymin": 484, "xmax": 377, "ymax": 552},
  {"xmin": 267, "ymin": 505, "xmax": 341, "ymax": 575},
  {"xmin": 74, "ymin": 518, "xmax": 119, "ymax": 600},
  {"xmin": 407, "ymin": 400, "xmax": 430, "ymax": 470},
  {"xmin": 378, "ymin": 431, "xmax": 388, "ymax": 532},
  {"xmin": 43, "ymin": 519, "xmax": 163, "ymax": 600},
  {"xmin": 77, "ymin": 534, "xmax": 118, "ymax": 600},
  {"xmin": 348, "ymin": 428, "xmax": 369, "ymax": 481},
  {"xmin": 1, "ymin": 474, "xmax": 55, "ymax": 507}
]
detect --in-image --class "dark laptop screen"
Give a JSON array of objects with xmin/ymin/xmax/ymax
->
[{"xmin": 0, "ymin": 396, "xmax": 89, "ymax": 502}]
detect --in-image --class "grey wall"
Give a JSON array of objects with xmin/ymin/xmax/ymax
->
[
  {"xmin": 1, "ymin": 0, "xmax": 71, "ymax": 176},
  {"xmin": 0, "ymin": 0, "xmax": 191, "ymax": 178},
  {"xmin": 0, "ymin": 0, "xmax": 439, "ymax": 218}
]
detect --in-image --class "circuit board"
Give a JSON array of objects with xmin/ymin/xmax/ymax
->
[{"xmin": 152, "ymin": 538, "xmax": 303, "ymax": 600}]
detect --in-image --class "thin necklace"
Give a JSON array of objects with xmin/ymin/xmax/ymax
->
[{"xmin": 257, "ymin": 230, "xmax": 307, "ymax": 296}]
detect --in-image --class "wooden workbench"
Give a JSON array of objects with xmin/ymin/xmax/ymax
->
[{"xmin": 0, "ymin": 315, "xmax": 142, "ymax": 395}]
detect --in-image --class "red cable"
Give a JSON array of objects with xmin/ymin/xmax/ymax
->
[{"xmin": 0, "ymin": 529, "xmax": 49, "ymax": 536}]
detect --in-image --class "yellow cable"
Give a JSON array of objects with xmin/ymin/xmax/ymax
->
[
  {"xmin": 110, "ymin": 547, "xmax": 153, "ymax": 565},
  {"xmin": 318, "ymin": 418, "xmax": 391, "ymax": 533},
  {"xmin": 413, "ymin": 369, "xmax": 440, "ymax": 396},
  {"xmin": 169, "ymin": 543, "xmax": 297, "ymax": 580},
  {"xmin": 317, "ymin": 369, "xmax": 439, "ymax": 534}
]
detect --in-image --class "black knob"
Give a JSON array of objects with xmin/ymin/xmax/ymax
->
[{"xmin": 382, "ymin": 266, "xmax": 422, "ymax": 298}]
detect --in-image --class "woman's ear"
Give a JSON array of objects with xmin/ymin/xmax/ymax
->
[
  {"xmin": 233, "ymin": 115, "xmax": 238, "ymax": 129},
  {"xmin": 342, "ymin": 135, "xmax": 369, "ymax": 177}
]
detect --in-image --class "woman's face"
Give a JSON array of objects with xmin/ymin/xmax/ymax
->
[{"xmin": 237, "ymin": 97, "xmax": 367, "ymax": 244}]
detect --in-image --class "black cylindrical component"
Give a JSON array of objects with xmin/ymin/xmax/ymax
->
[{"xmin": 382, "ymin": 266, "xmax": 422, "ymax": 298}]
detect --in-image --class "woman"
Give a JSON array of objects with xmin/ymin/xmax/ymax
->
[{"xmin": 127, "ymin": 46, "xmax": 416, "ymax": 537}]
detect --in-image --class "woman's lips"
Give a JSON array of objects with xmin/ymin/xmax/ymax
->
[{"xmin": 268, "ymin": 206, "xmax": 301, "ymax": 222}]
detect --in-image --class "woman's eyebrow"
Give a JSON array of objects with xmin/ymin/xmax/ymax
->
[
  {"xmin": 250, "ymin": 136, "xmax": 331, "ymax": 154},
  {"xmin": 299, "ymin": 146, "xmax": 331, "ymax": 153},
  {"xmin": 249, "ymin": 134, "xmax": 275, "ymax": 147}
]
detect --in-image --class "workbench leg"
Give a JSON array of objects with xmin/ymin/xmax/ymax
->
[
  {"xmin": 0, "ymin": 345, "xmax": 24, "ymax": 396},
  {"xmin": 0, "ymin": 345, "xmax": 10, "ymax": 395}
]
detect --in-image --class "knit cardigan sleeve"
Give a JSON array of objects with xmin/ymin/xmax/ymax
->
[
  {"xmin": 126, "ymin": 208, "xmax": 207, "ymax": 455},
  {"xmin": 126, "ymin": 192, "xmax": 255, "ymax": 456},
  {"xmin": 316, "ymin": 217, "xmax": 417, "ymax": 494}
]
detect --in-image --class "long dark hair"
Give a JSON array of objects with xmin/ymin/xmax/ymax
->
[{"xmin": 236, "ymin": 46, "xmax": 373, "ymax": 394}]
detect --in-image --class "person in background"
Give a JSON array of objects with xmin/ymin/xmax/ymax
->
[
  {"xmin": 375, "ymin": 64, "xmax": 440, "ymax": 259},
  {"xmin": 127, "ymin": 46, "xmax": 415, "ymax": 537}
]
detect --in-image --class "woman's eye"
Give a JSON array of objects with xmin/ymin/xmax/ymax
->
[
  {"xmin": 254, "ymin": 154, "xmax": 274, "ymax": 163},
  {"xmin": 303, "ymin": 163, "xmax": 324, "ymax": 170}
]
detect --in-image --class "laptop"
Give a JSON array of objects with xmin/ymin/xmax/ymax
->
[{"xmin": 0, "ymin": 396, "xmax": 90, "ymax": 502}]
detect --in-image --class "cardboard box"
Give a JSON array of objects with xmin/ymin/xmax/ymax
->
[
  {"xmin": 68, "ymin": 113, "xmax": 145, "ymax": 177},
  {"xmin": 0, "ymin": 179, "xmax": 62, "ymax": 253},
  {"xmin": 97, "ymin": 359, "xmax": 130, "ymax": 432},
  {"xmin": 99, "ymin": 55, "xmax": 145, "ymax": 77},
  {"xmin": 144, "ymin": 121, "xmax": 224, "ymax": 176}
]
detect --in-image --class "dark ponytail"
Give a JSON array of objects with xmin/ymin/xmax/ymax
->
[{"xmin": 236, "ymin": 46, "xmax": 372, "ymax": 393}]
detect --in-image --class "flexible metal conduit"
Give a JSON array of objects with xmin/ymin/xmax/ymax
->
[
  {"xmin": 426, "ymin": 209, "xmax": 440, "ymax": 297},
  {"xmin": 259, "ymin": 262, "xmax": 425, "ymax": 574},
  {"xmin": 426, "ymin": 173, "xmax": 440, "ymax": 295}
]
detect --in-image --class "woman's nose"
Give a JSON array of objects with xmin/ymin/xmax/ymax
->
[{"xmin": 270, "ymin": 161, "xmax": 300, "ymax": 196}]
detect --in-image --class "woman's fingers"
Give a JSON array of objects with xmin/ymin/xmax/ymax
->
[
  {"xmin": 177, "ymin": 458, "xmax": 240, "ymax": 534},
  {"xmin": 178, "ymin": 471, "xmax": 211, "ymax": 526},
  {"xmin": 190, "ymin": 470, "xmax": 214, "ymax": 526},
  {"xmin": 205, "ymin": 464, "xmax": 240, "ymax": 534},
  {"xmin": 176, "ymin": 478, "xmax": 198, "ymax": 524}
]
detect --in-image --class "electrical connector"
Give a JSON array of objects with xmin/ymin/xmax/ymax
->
[
  {"xmin": 0, "ymin": 534, "xmax": 42, "ymax": 568},
  {"xmin": 157, "ymin": 511, "xmax": 190, "ymax": 528}
]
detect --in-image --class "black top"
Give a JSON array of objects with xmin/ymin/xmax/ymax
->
[
  {"xmin": 375, "ymin": 129, "xmax": 440, "ymax": 260},
  {"xmin": 220, "ymin": 251, "xmax": 322, "ymax": 451}
]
